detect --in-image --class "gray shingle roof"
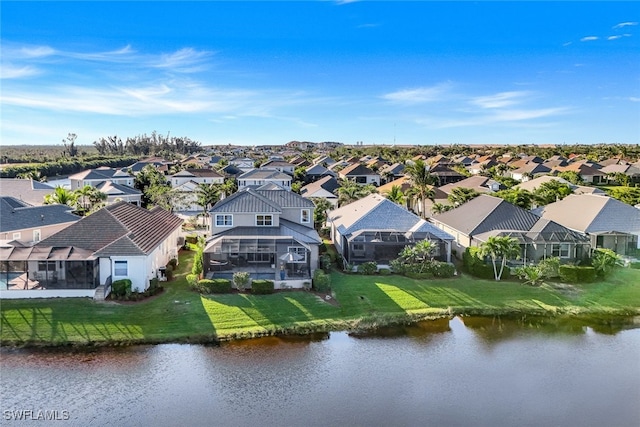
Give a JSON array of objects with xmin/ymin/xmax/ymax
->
[
  {"xmin": 329, "ymin": 194, "xmax": 453, "ymax": 241},
  {"xmin": 238, "ymin": 169, "xmax": 292, "ymax": 180},
  {"xmin": 431, "ymin": 194, "xmax": 540, "ymax": 236},
  {"xmin": 534, "ymin": 194, "xmax": 640, "ymax": 234},
  {"xmin": 0, "ymin": 178, "xmax": 55, "ymax": 206},
  {"xmin": 0, "ymin": 197, "xmax": 81, "ymax": 233}
]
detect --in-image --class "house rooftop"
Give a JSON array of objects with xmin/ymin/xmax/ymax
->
[{"xmin": 39, "ymin": 201, "xmax": 183, "ymax": 256}]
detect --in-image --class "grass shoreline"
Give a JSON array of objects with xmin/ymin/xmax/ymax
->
[{"xmin": 2, "ymin": 251, "xmax": 639, "ymax": 348}]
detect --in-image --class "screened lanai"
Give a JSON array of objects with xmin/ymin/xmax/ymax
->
[
  {"xmin": 204, "ymin": 236, "xmax": 312, "ymax": 280},
  {"xmin": 0, "ymin": 245, "xmax": 99, "ymax": 291}
]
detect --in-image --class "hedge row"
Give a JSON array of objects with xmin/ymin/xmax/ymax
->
[
  {"xmin": 0, "ymin": 156, "xmax": 139, "ymax": 178},
  {"xmin": 250, "ymin": 280, "xmax": 274, "ymax": 295},
  {"xmin": 558, "ymin": 265, "xmax": 597, "ymax": 283}
]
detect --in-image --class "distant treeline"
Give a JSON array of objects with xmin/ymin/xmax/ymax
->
[
  {"xmin": 93, "ymin": 132, "xmax": 201, "ymax": 157},
  {"xmin": 0, "ymin": 156, "xmax": 139, "ymax": 179}
]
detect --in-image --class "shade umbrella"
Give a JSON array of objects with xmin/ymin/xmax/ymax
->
[{"xmin": 279, "ymin": 252, "xmax": 303, "ymax": 262}]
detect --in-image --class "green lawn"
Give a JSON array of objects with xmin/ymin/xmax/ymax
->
[{"xmin": 1, "ymin": 251, "xmax": 639, "ymax": 346}]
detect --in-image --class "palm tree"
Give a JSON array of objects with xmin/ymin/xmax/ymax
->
[
  {"xmin": 336, "ymin": 180, "xmax": 361, "ymax": 207},
  {"xmin": 404, "ymin": 159, "xmax": 436, "ymax": 218},
  {"xmin": 431, "ymin": 202, "xmax": 453, "ymax": 215},
  {"xmin": 447, "ymin": 187, "xmax": 479, "ymax": 207},
  {"xmin": 196, "ymin": 183, "xmax": 221, "ymax": 228},
  {"xmin": 479, "ymin": 236, "xmax": 521, "ymax": 281},
  {"xmin": 310, "ymin": 197, "xmax": 333, "ymax": 230},
  {"xmin": 384, "ymin": 185, "xmax": 405, "ymax": 206},
  {"xmin": 43, "ymin": 186, "xmax": 78, "ymax": 207},
  {"xmin": 75, "ymin": 185, "xmax": 106, "ymax": 214}
]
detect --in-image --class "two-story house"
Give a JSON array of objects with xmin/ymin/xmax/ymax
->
[
  {"xmin": 169, "ymin": 169, "xmax": 225, "ymax": 187},
  {"xmin": 204, "ymin": 188, "xmax": 321, "ymax": 288},
  {"xmin": 237, "ymin": 169, "xmax": 292, "ymax": 191},
  {"xmin": 337, "ymin": 163, "xmax": 380, "ymax": 186},
  {"xmin": 68, "ymin": 167, "xmax": 142, "ymax": 206}
]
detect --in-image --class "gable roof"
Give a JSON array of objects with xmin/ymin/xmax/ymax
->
[
  {"xmin": 339, "ymin": 163, "xmax": 378, "ymax": 177},
  {"xmin": 69, "ymin": 167, "xmax": 133, "ymax": 181},
  {"xmin": 534, "ymin": 194, "xmax": 640, "ymax": 234},
  {"xmin": 431, "ymin": 194, "xmax": 540, "ymax": 236},
  {"xmin": 0, "ymin": 197, "xmax": 81, "ymax": 233},
  {"xmin": 38, "ymin": 202, "xmax": 182, "ymax": 256},
  {"xmin": 329, "ymin": 193, "xmax": 453, "ymax": 240},
  {"xmin": 210, "ymin": 188, "xmax": 314, "ymax": 214},
  {"xmin": 238, "ymin": 169, "xmax": 292, "ymax": 181},
  {"xmin": 438, "ymin": 176, "xmax": 501, "ymax": 195},
  {"xmin": 305, "ymin": 163, "xmax": 336, "ymax": 176},
  {"xmin": 0, "ymin": 178, "xmax": 55, "ymax": 206},
  {"xmin": 300, "ymin": 175, "xmax": 340, "ymax": 196}
]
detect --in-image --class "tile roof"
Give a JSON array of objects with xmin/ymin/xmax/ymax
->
[
  {"xmin": 38, "ymin": 201, "xmax": 182, "ymax": 256},
  {"xmin": 171, "ymin": 168, "xmax": 224, "ymax": 178},
  {"xmin": 438, "ymin": 176, "xmax": 500, "ymax": 195},
  {"xmin": 0, "ymin": 197, "xmax": 81, "ymax": 233}
]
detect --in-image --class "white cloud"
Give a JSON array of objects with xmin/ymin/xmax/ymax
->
[
  {"xmin": 470, "ymin": 91, "xmax": 531, "ymax": 109},
  {"xmin": 613, "ymin": 22, "xmax": 638, "ymax": 29},
  {"xmin": 382, "ymin": 83, "xmax": 452, "ymax": 104},
  {"xmin": 0, "ymin": 64, "xmax": 41, "ymax": 79},
  {"xmin": 607, "ymin": 35, "xmax": 622, "ymax": 40},
  {"xmin": 629, "ymin": 97, "xmax": 640, "ymax": 102},
  {"xmin": 580, "ymin": 36, "xmax": 599, "ymax": 42}
]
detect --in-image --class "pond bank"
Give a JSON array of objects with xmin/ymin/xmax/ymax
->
[{"xmin": 2, "ymin": 252, "xmax": 639, "ymax": 348}]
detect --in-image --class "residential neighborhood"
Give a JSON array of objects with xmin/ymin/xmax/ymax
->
[{"xmin": 2, "ymin": 141, "xmax": 640, "ymax": 300}]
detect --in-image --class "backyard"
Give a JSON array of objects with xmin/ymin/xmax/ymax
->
[{"xmin": 1, "ymin": 250, "xmax": 639, "ymax": 346}]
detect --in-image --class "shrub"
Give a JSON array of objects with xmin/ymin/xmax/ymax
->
[
  {"xmin": 537, "ymin": 257, "xmax": 560, "ymax": 278},
  {"xmin": 378, "ymin": 268, "xmax": 391, "ymax": 275},
  {"xmin": 185, "ymin": 235, "xmax": 199, "ymax": 245},
  {"xmin": 251, "ymin": 279, "xmax": 274, "ymax": 295},
  {"xmin": 357, "ymin": 261, "xmax": 378, "ymax": 275},
  {"xmin": 313, "ymin": 269, "xmax": 331, "ymax": 293},
  {"xmin": 462, "ymin": 248, "xmax": 510, "ymax": 280},
  {"xmin": 165, "ymin": 264, "xmax": 174, "ymax": 281},
  {"xmin": 168, "ymin": 258, "xmax": 178, "ymax": 269},
  {"xmin": 197, "ymin": 278, "xmax": 232, "ymax": 294},
  {"xmin": 558, "ymin": 265, "xmax": 596, "ymax": 283},
  {"xmin": 430, "ymin": 261, "xmax": 456, "ymax": 278},
  {"xmin": 186, "ymin": 274, "xmax": 199, "ymax": 287},
  {"xmin": 320, "ymin": 253, "xmax": 332, "ymax": 272},
  {"xmin": 232, "ymin": 271, "xmax": 251, "ymax": 292},
  {"xmin": 630, "ymin": 262, "xmax": 640, "ymax": 270},
  {"xmin": 112, "ymin": 279, "xmax": 132, "ymax": 298},
  {"xmin": 591, "ymin": 248, "xmax": 619, "ymax": 277}
]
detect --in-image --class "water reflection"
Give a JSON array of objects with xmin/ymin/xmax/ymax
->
[{"xmin": 1, "ymin": 316, "xmax": 638, "ymax": 427}]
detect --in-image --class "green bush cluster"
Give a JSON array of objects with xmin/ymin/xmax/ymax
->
[
  {"xmin": 194, "ymin": 278, "xmax": 232, "ymax": 294},
  {"xmin": 112, "ymin": 279, "xmax": 132, "ymax": 298},
  {"xmin": 378, "ymin": 268, "xmax": 391, "ymax": 275},
  {"xmin": 0, "ymin": 156, "xmax": 138, "ymax": 178},
  {"xmin": 313, "ymin": 270, "xmax": 331, "ymax": 293},
  {"xmin": 391, "ymin": 258, "xmax": 456, "ymax": 278},
  {"xmin": 462, "ymin": 248, "xmax": 511, "ymax": 280},
  {"xmin": 558, "ymin": 265, "xmax": 597, "ymax": 283},
  {"xmin": 251, "ymin": 280, "xmax": 275, "ymax": 295},
  {"xmin": 320, "ymin": 253, "xmax": 333, "ymax": 272},
  {"xmin": 357, "ymin": 262, "xmax": 378, "ymax": 275},
  {"xmin": 165, "ymin": 264, "xmax": 174, "ymax": 281}
]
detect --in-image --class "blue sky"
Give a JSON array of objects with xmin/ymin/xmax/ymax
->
[{"xmin": 1, "ymin": 1, "xmax": 639, "ymax": 147}]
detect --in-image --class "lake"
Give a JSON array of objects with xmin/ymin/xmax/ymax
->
[{"xmin": 1, "ymin": 316, "xmax": 639, "ymax": 427}]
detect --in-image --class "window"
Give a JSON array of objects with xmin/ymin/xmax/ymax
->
[
  {"xmin": 38, "ymin": 261, "xmax": 55, "ymax": 271},
  {"xmin": 215, "ymin": 214, "xmax": 233, "ymax": 227},
  {"xmin": 355, "ymin": 176, "xmax": 367, "ymax": 184},
  {"xmin": 12, "ymin": 232, "xmax": 21, "ymax": 240},
  {"xmin": 33, "ymin": 229, "xmax": 41, "ymax": 242},
  {"xmin": 256, "ymin": 215, "xmax": 273, "ymax": 226},
  {"xmin": 353, "ymin": 243, "xmax": 365, "ymax": 252},
  {"xmin": 114, "ymin": 260, "xmax": 128, "ymax": 276},
  {"xmin": 301, "ymin": 209, "xmax": 310, "ymax": 223},
  {"xmin": 551, "ymin": 243, "xmax": 570, "ymax": 258}
]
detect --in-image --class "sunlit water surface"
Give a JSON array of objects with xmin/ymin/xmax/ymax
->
[{"xmin": 1, "ymin": 316, "xmax": 639, "ymax": 427}]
